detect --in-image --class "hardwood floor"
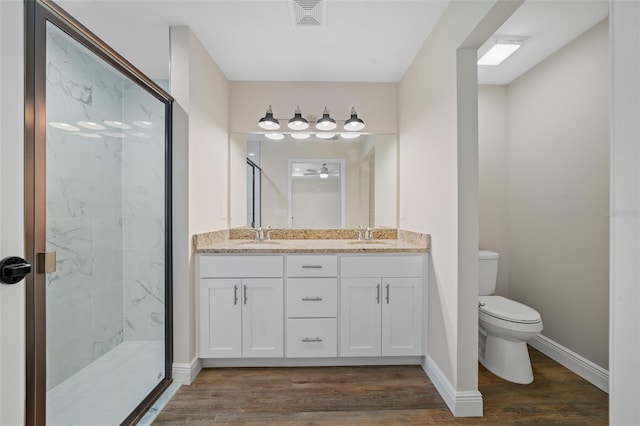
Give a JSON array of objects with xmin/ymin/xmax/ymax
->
[{"xmin": 153, "ymin": 348, "xmax": 608, "ymax": 425}]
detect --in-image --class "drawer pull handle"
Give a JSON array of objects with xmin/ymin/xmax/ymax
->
[
  {"xmin": 301, "ymin": 265, "xmax": 323, "ymax": 269},
  {"xmin": 302, "ymin": 297, "xmax": 323, "ymax": 302},
  {"xmin": 302, "ymin": 337, "xmax": 323, "ymax": 343}
]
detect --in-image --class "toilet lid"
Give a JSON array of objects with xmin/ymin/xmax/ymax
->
[{"xmin": 479, "ymin": 296, "xmax": 541, "ymax": 324}]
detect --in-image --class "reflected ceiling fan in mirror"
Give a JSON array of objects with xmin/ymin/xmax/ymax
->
[{"xmin": 304, "ymin": 163, "xmax": 338, "ymax": 179}]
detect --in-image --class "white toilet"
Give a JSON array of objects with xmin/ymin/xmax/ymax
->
[{"xmin": 478, "ymin": 250, "xmax": 543, "ymax": 384}]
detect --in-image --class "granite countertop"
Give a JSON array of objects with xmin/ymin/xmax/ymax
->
[{"xmin": 193, "ymin": 228, "xmax": 430, "ymax": 254}]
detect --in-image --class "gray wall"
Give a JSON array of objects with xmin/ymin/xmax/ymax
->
[{"xmin": 479, "ymin": 19, "xmax": 609, "ymax": 369}]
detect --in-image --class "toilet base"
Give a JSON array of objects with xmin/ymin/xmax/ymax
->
[{"xmin": 480, "ymin": 334, "xmax": 534, "ymax": 384}]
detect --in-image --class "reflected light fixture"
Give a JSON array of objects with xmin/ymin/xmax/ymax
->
[
  {"xmin": 265, "ymin": 132, "xmax": 284, "ymax": 140},
  {"xmin": 259, "ymin": 105, "xmax": 280, "ymax": 130},
  {"xmin": 478, "ymin": 37, "xmax": 526, "ymax": 66},
  {"xmin": 341, "ymin": 132, "xmax": 360, "ymax": 139},
  {"xmin": 315, "ymin": 132, "xmax": 335, "ymax": 140},
  {"xmin": 288, "ymin": 106, "xmax": 309, "ymax": 130},
  {"xmin": 315, "ymin": 106, "xmax": 337, "ymax": 131},
  {"xmin": 343, "ymin": 107, "xmax": 365, "ymax": 131},
  {"xmin": 291, "ymin": 133, "xmax": 310, "ymax": 140}
]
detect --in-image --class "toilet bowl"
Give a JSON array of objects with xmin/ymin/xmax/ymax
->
[{"xmin": 478, "ymin": 251, "xmax": 543, "ymax": 384}]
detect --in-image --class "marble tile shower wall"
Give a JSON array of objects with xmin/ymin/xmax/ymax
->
[
  {"xmin": 45, "ymin": 24, "xmax": 167, "ymax": 389},
  {"xmin": 122, "ymin": 82, "xmax": 166, "ymax": 342}
]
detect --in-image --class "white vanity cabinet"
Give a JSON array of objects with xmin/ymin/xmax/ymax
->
[
  {"xmin": 285, "ymin": 255, "xmax": 338, "ymax": 358},
  {"xmin": 340, "ymin": 256, "xmax": 423, "ymax": 357},
  {"xmin": 198, "ymin": 255, "xmax": 284, "ymax": 358}
]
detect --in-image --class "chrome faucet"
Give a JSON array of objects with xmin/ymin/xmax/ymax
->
[
  {"xmin": 357, "ymin": 225, "xmax": 375, "ymax": 241},
  {"xmin": 364, "ymin": 227, "xmax": 375, "ymax": 241},
  {"xmin": 254, "ymin": 226, "xmax": 271, "ymax": 241},
  {"xmin": 254, "ymin": 227, "xmax": 264, "ymax": 241}
]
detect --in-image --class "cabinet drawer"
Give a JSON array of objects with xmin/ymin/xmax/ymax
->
[
  {"xmin": 286, "ymin": 255, "xmax": 337, "ymax": 277},
  {"xmin": 199, "ymin": 255, "xmax": 283, "ymax": 278},
  {"xmin": 341, "ymin": 255, "xmax": 423, "ymax": 278},
  {"xmin": 286, "ymin": 319, "xmax": 337, "ymax": 358},
  {"xmin": 287, "ymin": 278, "xmax": 337, "ymax": 318}
]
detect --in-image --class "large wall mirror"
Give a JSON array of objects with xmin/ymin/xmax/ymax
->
[{"xmin": 229, "ymin": 133, "xmax": 398, "ymax": 229}]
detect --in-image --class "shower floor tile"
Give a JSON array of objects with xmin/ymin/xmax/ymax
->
[{"xmin": 47, "ymin": 340, "xmax": 164, "ymax": 426}]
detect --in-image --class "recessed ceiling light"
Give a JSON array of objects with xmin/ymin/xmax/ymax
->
[
  {"xmin": 77, "ymin": 121, "xmax": 106, "ymax": 130},
  {"xmin": 49, "ymin": 122, "xmax": 79, "ymax": 131},
  {"xmin": 248, "ymin": 153, "xmax": 256, "ymax": 156},
  {"xmin": 478, "ymin": 37, "xmax": 526, "ymax": 66},
  {"xmin": 104, "ymin": 120, "xmax": 132, "ymax": 130}
]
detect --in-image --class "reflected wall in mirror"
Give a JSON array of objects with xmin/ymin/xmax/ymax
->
[{"xmin": 229, "ymin": 134, "xmax": 397, "ymax": 229}]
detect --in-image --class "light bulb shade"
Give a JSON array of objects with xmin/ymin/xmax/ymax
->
[
  {"xmin": 258, "ymin": 105, "xmax": 280, "ymax": 130},
  {"xmin": 319, "ymin": 172, "xmax": 329, "ymax": 179},
  {"xmin": 288, "ymin": 106, "xmax": 309, "ymax": 130},
  {"xmin": 315, "ymin": 106, "xmax": 336, "ymax": 131},
  {"xmin": 343, "ymin": 107, "xmax": 365, "ymax": 131},
  {"xmin": 265, "ymin": 132, "xmax": 284, "ymax": 140}
]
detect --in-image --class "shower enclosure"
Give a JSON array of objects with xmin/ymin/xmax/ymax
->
[{"xmin": 25, "ymin": 1, "xmax": 173, "ymax": 425}]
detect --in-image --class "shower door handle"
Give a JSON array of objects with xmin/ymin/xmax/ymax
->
[{"xmin": 0, "ymin": 256, "xmax": 33, "ymax": 285}]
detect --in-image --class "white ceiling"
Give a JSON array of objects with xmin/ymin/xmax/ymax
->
[
  {"xmin": 478, "ymin": 0, "xmax": 608, "ymax": 85},
  {"xmin": 57, "ymin": 0, "xmax": 609, "ymax": 85}
]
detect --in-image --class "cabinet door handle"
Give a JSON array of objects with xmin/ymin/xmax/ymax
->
[
  {"xmin": 376, "ymin": 284, "xmax": 380, "ymax": 304},
  {"xmin": 302, "ymin": 265, "xmax": 323, "ymax": 269},
  {"xmin": 302, "ymin": 297, "xmax": 322, "ymax": 301},
  {"xmin": 385, "ymin": 284, "xmax": 390, "ymax": 304},
  {"xmin": 243, "ymin": 284, "xmax": 248, "ymax": 304},
  {"xmin": 302, "ymin": 337, "xmax": 322, "ymax": 343},
  {"xmin": 234, "ymin": 285, "xmax": 238, "ymax": 305}
]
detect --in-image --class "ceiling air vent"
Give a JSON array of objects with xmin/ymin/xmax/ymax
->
[{"xmin": 290, "ymin": 0, "xmax": 326, "ymax": 27}]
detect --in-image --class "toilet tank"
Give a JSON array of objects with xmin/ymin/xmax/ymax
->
[{"xmin": 478, "ymin": 250, "xmax": 499, "ymax": 296}]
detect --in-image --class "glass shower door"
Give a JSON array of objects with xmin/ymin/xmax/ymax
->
[{"xmin": 42, "ymin": 18, "xmax": 171, "ymax": 426}]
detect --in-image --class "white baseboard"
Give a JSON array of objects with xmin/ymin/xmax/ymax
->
[
  {"xmin": 529, "ymin": 334, "xmax": 609, "ymax": 393},
  {"xmin": 172, "ymin": 357, "xmax": 203, "ymax": 385},
  {"xmin": 422, "ymin": 356, "xmax": 483, "ymax": 417},
  {"xmin": 202, "ymin": 356, "xmax": 421, "ymax": 368}
]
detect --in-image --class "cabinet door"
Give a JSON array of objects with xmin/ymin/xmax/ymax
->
[
  {"xmin": 242, "ymin": 278, "xmax": 284, "ymax": 358},
  {"xmin": 199, "ymin": 279, "xmax": 242, "ymax": 358},
  {"xmin": 381, "ymin": 278, "xmax": 423, "ymax": 356},
  {"xmin": 340, "ymin": 278, "xmax": 382, "ymax": 357}
]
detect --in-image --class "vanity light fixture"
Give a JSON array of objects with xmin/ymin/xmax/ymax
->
[
  {"xmin": 288, "ymin": 106, "xmax": 309, "ymax": 130},
  {"xmin": 343, "ymin": 107, "xmax": 365, "ymax": 131},
  {"xmin": 478, "ymin": 37, "xmax": 526, "ymax": 66},
  {"xmin": 258, "ymin": 105, "xmax": 280, "ymax": 130},
  {"xmin": 315, "ymin": 106, "xmax": 337, "ymax": 131},
  {"xmin": 257, "ymin": 106, "xmax": 365, "ymax": 135}
]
